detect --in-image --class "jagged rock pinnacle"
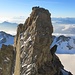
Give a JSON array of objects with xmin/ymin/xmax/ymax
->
[{"xmin": 14, "ymin": 7, "xmax": 70, "ymax": 75}]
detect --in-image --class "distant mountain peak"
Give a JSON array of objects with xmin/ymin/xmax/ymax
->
[
  {"xmin": 0, "ymin": 21, "xmax": 18, "ymax": 25},
  {"xmin": 2, "ymin": 21, "xmax": 9, "ymax": 24},
  {"xmin": 0, "ymin": 21, "xmax": 18, "ymax": 35}
]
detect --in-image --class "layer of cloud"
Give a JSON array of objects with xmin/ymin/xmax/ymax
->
[{"xmin": 0, "ymin": 16, "xmax": 27, "ymax": 24}]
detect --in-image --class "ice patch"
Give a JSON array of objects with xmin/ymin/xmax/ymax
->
[
  {"xmin": 22, "ymin": 64, "xmax": 27, "ymax": 68},
  {"xmin": 27, "ymin": 64, "xmax": 32, "ymax": 68}
]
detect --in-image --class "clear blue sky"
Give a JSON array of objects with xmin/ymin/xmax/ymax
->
[{"xmin": 0, "ymin": 0, "xmax": 75, "ymax": 23}]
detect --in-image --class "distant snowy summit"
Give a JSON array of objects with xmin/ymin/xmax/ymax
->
[
  {"xmin": 0, "ymin": 31, "xmax": 14, "ymax": 48},
  {"xmin": 51, "ymin": 35, "xmax": 75, "ymax": 54}
]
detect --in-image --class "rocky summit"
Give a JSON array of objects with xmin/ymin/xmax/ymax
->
[{"xmin": 14, "ymin": 7, "xmax": 72, "ymax": 75}]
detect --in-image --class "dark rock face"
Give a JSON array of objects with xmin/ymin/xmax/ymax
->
[
  {"xmin": 14, "ymin": 7, "xmax": 71, "ymax": 75},
  {"xmin": 0, "ymin": 44, "xmax": 14, "ymax": 75}
]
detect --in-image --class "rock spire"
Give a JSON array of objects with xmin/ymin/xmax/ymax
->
[{"xmin": 14, "ymin": 7, "xmax": 71, "ymax": 75}]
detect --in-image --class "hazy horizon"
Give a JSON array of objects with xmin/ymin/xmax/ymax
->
[{"xmin": 0, "ymin": 18, "xmax": 75, "ymax": 35}]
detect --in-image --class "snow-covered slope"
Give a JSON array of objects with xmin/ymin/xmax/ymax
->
[
  {"xmin": 51, "ymin": 35, "xmax": 75, "ymax": 74},
  {"xmin": 51, "ymin": 35, "xmax": 75, "ymax": 54},
  {"xmin": 0, "ymin": 31, "xmax": 14, "ymax": 48}
]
